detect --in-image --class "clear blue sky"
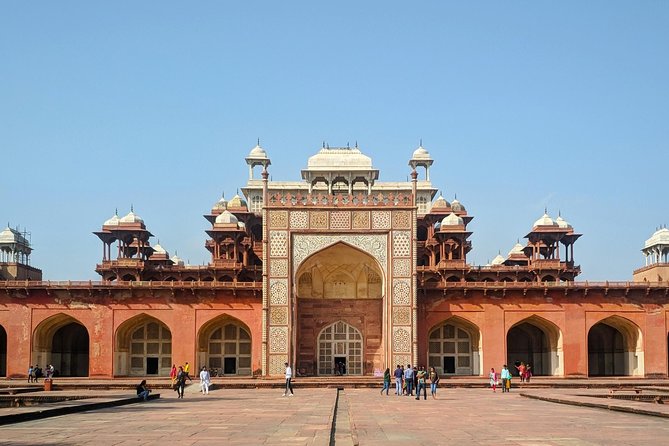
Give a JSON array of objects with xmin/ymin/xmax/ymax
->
[{"xmin": 1, "ymin": 1, "xmax": 667, "ymax": 280}]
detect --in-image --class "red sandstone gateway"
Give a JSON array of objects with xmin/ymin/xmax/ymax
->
[{"xmin": 1, "ymin": 144, "xmax": 668, "ymax": 379}]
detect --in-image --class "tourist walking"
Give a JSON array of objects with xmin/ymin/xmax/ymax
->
[
  {"xmin": 175, "ymin": 365, "xmax": 190, "ymax": 399},
  {"xmin": 199, "ymin": 366, "xmax": 211, "ymax": 395},
  {"xmin": 429, "ymin": 366, "xmax": 439, "ymax": 399},
  {"xmin": 184, "ymin": 361, "xmax": 191, "ymax": 380},
  {"xmin": 415, "ymin": 366, "xmax": 427, "ymax": 400},
  {"xmin": 404, "ymin": 364, "xmax": 414, "ymax": 396},
  {"xmin": 501, "ymin": 364, "xmax": 511, "ymax": 393},
  {"xmin": 170, "ymin": 364, "xmax": 177, "ymax": 384},
  {"xmin": 136, "ymin": 379, "xmax": 151, "ymax": 401},
  {"xmin": 489, "ymin": 368, "xmax": 497, "ymax": 393},
  {"xmin": 28, "ymin": 365, "xmax": 34, "ymax": 383},
  {"xmin": 525, "ymin": 364, "xmax": 532, "ymax": 383},
  {"xmin": 381, "ymin": 368, "xmax": 391, "ymax": 395},
  {"xmin": 516, "ymin": 362, "xmax": 526, "ymax": 382},
  {"xmin": 283, "ymin": 362, "xmax": 294, "ymax": 396},
  {"xmin": 393, "ymin": 365, "xmax": 403, "ymax": 396}
]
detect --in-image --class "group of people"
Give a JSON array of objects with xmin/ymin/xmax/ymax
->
[
  {"xmin": 387, "ymin": 364, "xmax": 439, "ymax": 399},
  {"xmin": 169, "ymin": 362, "xmax": 192, "ymax": 398},
  {"xmin": 27, "ymin": 364, "xmax": 54, "ymax": 383},
  {"xmin": 515, "ymin": 362, "xmax": 532, "ymax": 382},
  {"xmin": 489, "ymin": 364, "xmax": 516, "ymax": 393}
]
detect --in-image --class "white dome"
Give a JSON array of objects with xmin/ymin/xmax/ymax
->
[
  {"xmin": 227, "ymin": 194, "xmax": 248, "ymax": 209},
  {"xmin": 215, "ymin": 210, "xmax": 239, "ymax": 225},
  {"xmin": 212, "ymin": 195, "xmax": 228, "ymax": 212},
  {"xmin": 432, "ymin": 195, "xmax": 450, "ymax": 210},
  {"xmin": 555, "ymin": 215, "xmax": 572, "ymax": 229},
  {"xmin": 645, "ymin": 227, "xmax": 669, "ymax": 249},
  {"xmin": 307, "ymin": 147, "xmax": 373, "ymax": 170},
  {"xmin": 451, "ymin": 199, "xmax": 465, "ymax": 212},
  {"xmin": 412, "ymin": 145, "xmax": 431, "ymax": 160},
  {"xmin": 103, "ymin": 214, "xmax": 120, "ymax": 226},
  {"xmin": 441, "ymin": 212, "xmax": 464, "ymax": 227},
  {"xmin": 248, "ymin": 144, "xmax": 268, "ymax": 159},
  {"xmin": 120, "ymin": 211, "xmax": 143, "ymax": 224},
  {"xmin": 153, "ymin": 243, "xmax": 167, "ymax": 254},
  {"xmin": 533, "ymin": 213, "xmax": 556, "ymax": 227},
  {"xmin": 491, "ymin": 254, "xmax": 506, "ymax": 266},
  {"xmin": 0, "ymin": 227, "xmax": 28, "ymax": 245},
  {"xmin": 508, "ymin": 243, "xmax": 526, "ymax": 257},
  {"xmin": 170, "ymin": 254, "xmax": 184, "ymax": 266}
]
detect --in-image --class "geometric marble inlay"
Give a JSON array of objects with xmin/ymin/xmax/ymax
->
[
  {"xmin": 392, "ymin": 279, "xmax": 411, "ymax": 305},
  {"xmin": 330, "ymin": 211, "xmax": 351, "ymax": 230},
  {"xmin": 392, "ymin": 258, "xmax": 412, "ymax": 277},
  {"xmin": 269, "ymin": 259, "xmax": 288, "ymax": 277},
  {"xmin": 371, "ymin": 211, "xmax": 391, "ymax": 230},
  {"xmin": 393, "ymin": 327, "xmax": 411, "ymax": 353},
  {"xmin": 269, "ymin": 279, "xmax": 288, "ymax": 305},
  {"xmin": 392, "ymin": 231, "xmax": 411, "ymax": 257},
  {"xmin": 269, "ymin": 231, "xmax": 288, "ymax": 257},
  {"xmin": 290, "ymin": 211, "xmax": 309, "ymax": 229}
]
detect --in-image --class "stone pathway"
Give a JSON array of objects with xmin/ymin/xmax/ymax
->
[{"xmin": 1, "ymin": 388, "xmax": 669, "ymax": 445}]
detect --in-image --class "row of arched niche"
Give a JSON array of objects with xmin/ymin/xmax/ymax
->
[{"xmin": 0, "ymin": 313, "xmax": 656, "ymax": 377}]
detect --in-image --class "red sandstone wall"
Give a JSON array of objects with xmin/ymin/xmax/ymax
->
[
  {"xmin": 296, "ymin": 298, "xmax": 383, "ymax": 375},
  {"xmin": 0, "ymin": 289, "xmax": 262, "ymax": 378}
]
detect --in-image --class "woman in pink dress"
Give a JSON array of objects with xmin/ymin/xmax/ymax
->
[{"xmin": 489, "ymin": 368, "xmax": 497, "ymax": 393}]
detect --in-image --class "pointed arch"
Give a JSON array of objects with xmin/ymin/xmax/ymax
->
[
  {"xmin": 588, "ymin": 315, "xmax": 644, "ymax": 376},
  {"xmin": 295, "ymin": 242, "xmax": 384, "ymax": 299},
  {"xmin": 197, "ymin": 314, "xmax": 252, "ymax": 376},
  {"xmin": 428, "ymin": 316, "xmax": 482, "ymax": 376},
  {"xmin": 32, "ymin": 314, "xmax": 90, "ymax": 377},
  {"xmin": 507, "ymin": 315, "xmax": 563, "ymax": 376},
  {"xmin": 114, "ymin": 314, "xmax": 172, "ymax": 376},
  {"xmin": 317, "ymin": 321, "xmax": 363, "ymax": 375}
]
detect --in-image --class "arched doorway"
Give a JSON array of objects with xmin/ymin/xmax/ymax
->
[
  {"xmin": 52, "ymin": 323, "xmax": 89, "ymax": 376},
  {"xmin": 198, "ymin": 316, "xmax": 252, "ymax": 376},
  {"xmin": 506, "ymin": 316, "xmax": 562, "ymax": 376},
  {"xmin": 318, "ymin": 321, "xmax": 363, "ymax": 375},
  {"xmin": 32, "ymin": 314, "xmax": 90, "ymax": 377},
  {"xmin": 115, "ymin": 315, "xmax": 172, "ymax": 376},
  {"xmin": 295, "ymin": 242, "xmax": 384, "ymax": 376},
  {"xmin": 588, "ymin": 317, "xmax": 643, "ymax": 376},
  {"xmin": 428, "ymin": 317, "xmax": 481, "ymax": 376},
  {"xmin": 0, "ymin": 325, "xmax": 6, "ymax": 377}
]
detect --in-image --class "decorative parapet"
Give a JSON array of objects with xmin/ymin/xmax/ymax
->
[{"xmin": 266, "ymin": 192, "xmax": 413, "ymax": 208}]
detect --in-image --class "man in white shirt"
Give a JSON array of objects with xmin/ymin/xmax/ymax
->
[
  {"xmin": 283, "ymin": 362, "xmax": 294, "ymax": 396},
  {"xmin": 199, "ymin": 367, "xmax": 211, "ymax": 395}
]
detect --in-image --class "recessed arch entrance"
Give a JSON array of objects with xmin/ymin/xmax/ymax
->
[
  {"xmin": 588, "ymin": 316, "xmax": 644, "ymax": 376},
  {"xmin": 197, "ymin": 315, "xmax": 252, "ymax": 376},
  {"xmin": 115, "ymin": 314, "xmax": 172, "ymax": 376},
  {"xmin": 32, "ymin": 314, "xmax": 90, "ymax": 377},
  {"xmin": 317, "ymin": 321, "xmax": 363, "ymax": 375},
  {"xmin": 295, "ymin": 242, "xmax": 384, "ymax": 376},
  {"xmin": 428, "ymin": 317, "xmax": 482, "ymax": 376},
  {"xmin": 506, "ymin": 316, "xmax": 563, "ymax": 376},
  {"xmin": 0, "ymin": 325, "xmax": 6, "ymax": 377}
]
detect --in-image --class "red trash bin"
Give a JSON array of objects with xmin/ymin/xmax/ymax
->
[{"xmin": 44, "ymin": 378, "xmax": 53, "ymax": 391}]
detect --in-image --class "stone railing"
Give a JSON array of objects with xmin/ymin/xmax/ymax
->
[{"xmin": 266, "ymin": 191, "xmax": 414, "ymax": 207}]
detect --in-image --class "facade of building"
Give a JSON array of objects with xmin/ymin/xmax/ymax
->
[{"xmin": 1, "ymin": 144, "xmax": 669, "ymax": 379}]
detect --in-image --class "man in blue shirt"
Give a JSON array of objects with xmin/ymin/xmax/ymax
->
[{"xmin": 404, "ymin": 364, "xmax": 414, "ymax": 396}]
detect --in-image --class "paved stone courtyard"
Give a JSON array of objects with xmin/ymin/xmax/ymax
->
[{"xmin": 1, "ymin": 386, "xmax": 669, "ymax": 445}]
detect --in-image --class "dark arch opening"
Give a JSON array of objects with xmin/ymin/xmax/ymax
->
[
  {"xmin": 507, "ymin": 322, "xmax": 551, "ymax": 376},
  {"xmin": 52, "ymin": 322, "xmax": 89, "ymax": 377},
  {"xmin": 588, "ymin": 323, "xmax": 626, "ymax": 376},
  {"xmin": 0, "ymin": 325, "xmax": 6, "ymax": 377}
]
